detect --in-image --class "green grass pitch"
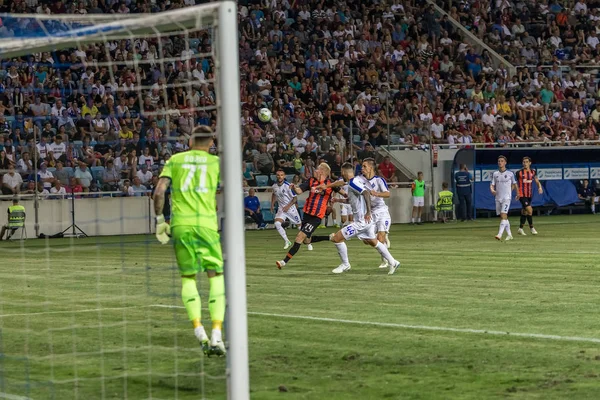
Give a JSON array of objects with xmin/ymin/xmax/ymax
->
[{"xmin": 0, "ymin": 215, "xmax": 599, "ymax": 399}]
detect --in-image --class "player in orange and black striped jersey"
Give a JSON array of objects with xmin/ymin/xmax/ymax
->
[
  {"xmin": 275, "ymin": 163, "xmax": 340, "ymax": 269},
  {"xmin": 515, "ymin": 157, "xmax": 543, "ymax": 235}
]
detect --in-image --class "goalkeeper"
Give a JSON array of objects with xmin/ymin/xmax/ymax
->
[{"xmin": 153, "ymin": 126, "xmax": 226, "ymax": 356}]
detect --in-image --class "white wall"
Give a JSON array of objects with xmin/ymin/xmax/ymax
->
[
  {"xmin": 253, "ymin": 187, "xmax": 430, "ymax": 224},
  {"xmin": 2, "ymin": 186, "xmax": 434, "ymax": 240},
  {"xmin": 1, "ymin": 197, "xmax": 153, "ymax": 237},
  {"xmin": 389, "ymin": 148, "xmax": 459, "ymax": 196}
]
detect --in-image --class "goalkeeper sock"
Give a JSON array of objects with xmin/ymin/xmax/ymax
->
[
  {"xmin": 181, "ymin": 277, "xmax": 201, "ymax": 327},
  {"xmin": 208, "ymin": 274, "xmax": 225, "ymax": 331},
  {"xmin": 375, "ymin": 242, "xmax": 395, "ymax": 265},
  {"xmin": 283, "ymin": 242, "xmax": 301, "ymax": 263},
  {"xmin": 520, "ymin": 214, "xmax": 526, "ymax": 228},
  {"xmin": 334, "ymin": 242, "xmax": 349, "ymax": 265},
  {"xmin": 275, "ymin": 221, "xmax": 289, "ymax": 242},
  {"xmin": 526, "ymin": 215, "xmax": 533, "ymax": 228}
]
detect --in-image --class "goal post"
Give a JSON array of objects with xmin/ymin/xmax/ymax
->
[{"xmin": 0, "ymin": 2, "xmax": 249, "ymax": 398}]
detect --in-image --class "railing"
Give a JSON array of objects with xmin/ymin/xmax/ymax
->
[
  {"xmin": 426, "ymin": 0, "xmax": 516, "ymax": 77},
  {"xmin": 385, "ymin": 140, "xmax": 600, "ymax": 151},
  {"xmin": 0, "ymin": 190, "xmax": 153, "ymax": 201}
]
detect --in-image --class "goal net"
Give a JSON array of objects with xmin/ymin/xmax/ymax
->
[{"xmin": 0, "ymin": 2, "xmax": 248, "ymax": 399}]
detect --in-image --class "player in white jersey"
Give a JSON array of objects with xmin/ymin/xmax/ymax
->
[
  {"xmin": 361, "ymin": 158, "xmax": 392, "ymax": 268},
  {"xmin": 490, "ymin": 155, "xmax": 518, "ymax": 241},
  {"xmin": 339, "ymin": 182, "xmax": 353, "ymax": 226},
  {"xmin": 311, "ymin": 163, "xmax": 400, "ymax": 275},
  {"xmin": 271, "ymin": 170, "xmax": 301, "ymax": 249}
]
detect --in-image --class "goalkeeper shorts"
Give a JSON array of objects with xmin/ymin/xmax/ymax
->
[{"xmin": 171, "ymin": 226, "xmax": 224, "ymax": 276}]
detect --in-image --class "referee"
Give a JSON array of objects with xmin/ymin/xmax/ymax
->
[{"xmin": 454, "ymin": 164, "xmax": 473, "ymax": 221}]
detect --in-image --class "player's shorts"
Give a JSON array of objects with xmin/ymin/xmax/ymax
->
[
  {"xmin": 275, "ymin": 206, "xmax": 301, "ymax": 225},
  {"xmin": 519, "ymin": 197, "xmax": 532, "ymax": 208},
  {"xmin": 340, "ymin": 204, "xmax": 352, "ymax": 217},
  {"xmin": 171, "ymin": 225, "xmax": 223, "ymax": 276},
  {"xmin": 413, "ymin": 196, "xmax": 424, "ymax": 207},
  {"xmin": 300, "ymin": 213, "xmax": 321, "ymax": 238},
  {"xmin": 495, "ymin": 199, "xmax": 511, "ymax": 215},
  {"xmin": 341, "ymin": 221, "xmax": 376, "ymax": 241},
  {"xmin": 372, "ymin": 209, "xmax": 391, "ymax": 232}
]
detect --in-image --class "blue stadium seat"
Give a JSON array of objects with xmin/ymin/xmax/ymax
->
[
  {"xmin": 285, "ymin": 174, "xmax": 295, "ymax": 183},
  {"xmin": 90, "ymin": 166, "xmax": 104, "ymax": 182},
  {"xmin": 353, "ymin": 135, "xmax": 361, "ymax": 143},
  {"xmin": 73, "ymin": 141, "xmax": 83, "ymax": 149},
  {"xmin": 47, "ymin": 167, "xmax": 56, "ymax": 174},
  {"xmin": 255, "ymin": 175, "xmax": 269, "ymax": 187},
  {"xmin": 246, "ymin": 162, "xmax": 254, "ymax": 172},
  {"xmin": 260, "ymin": 201, "xmax": 273, "ymax": 222}
]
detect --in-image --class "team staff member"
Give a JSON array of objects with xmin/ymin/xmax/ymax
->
[
  {"xmin": 454, "ymin": 164, "xmax": 473, "ymax": 221},
  {"xmin": 411, "ymin": 171, "xmax": 425, "ymax": 224},
  {"xmin": 276, "ymin": 163, "xmax": 339, "ymax": 269}
]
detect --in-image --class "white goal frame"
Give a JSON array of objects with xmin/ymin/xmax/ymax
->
[{"xmin": 0, "ymin": 2, "xmax": 249, "ymax": 399}]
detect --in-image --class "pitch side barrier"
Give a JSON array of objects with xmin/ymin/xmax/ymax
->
[{"xmin": 453, "ymin": 147, "xmax": 600, "ymax": 217}]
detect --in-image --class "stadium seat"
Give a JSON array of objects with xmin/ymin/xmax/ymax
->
[
  {"xmin": 255, "ymin": 175, "xmax": 269, "ymax": 187},
  {"xmin": 353, "ymin": 135, "xmax": 361, "ymax": 144},
  {"xmin": 246, "ymin": 162, "xmax": 254, "ymax": 172},
  {"xmin": 260, "ymin": 201, "xmax": 273, "ymax": 223},
  {"xmin": 90, "ymin": 166, "xmax": 105, "ymax": 182},
  {"xmin": 285, "ymin": 174, "xmax": 295, "ymax": 183},
  {"xmin": 47, "ymin": 167, "xmax": 56, "ymax": 174},
  {"xmin": 73, "ymin": 141, "xmax": 83, "ymax": 149}
]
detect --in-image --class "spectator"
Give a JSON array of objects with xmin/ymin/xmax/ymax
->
[
  {"xmin": 244, "ymin": 188, "xmax": 266, "ymax": 229},
  {"xmin": 2, "ymin": 165, "xmax": 23, "ymax": 195},
  {"xmin": 131, "ymin": 176, "xmax": 147, "ymax": 196},
  {"xmin": 578, "ymin": 179, "xmax": 597, "ymax": 214},
  {"xmin": 37, "ymin": 162, "xmax": 55, "ymax": 190},
  {"xmin": 378, "ymin": 156, "xmax": 397, "ymax": 183},
  {"xmin": 50, "ymin": 180, "xmax": 67, "ymax": 198},
  {"xmin": 102, "ymin": 159, "xmax": 120, "ymax": 191},
  {"xmin": 136, "ymin": 164, "xmax": 153, "ymax": 187},
  {"xmin": 254, "ymin": 144, "xmax": 275, "ymax": 175},
  {"xmin": 74, "ymin": 162, "xmax": 93, "ymax": 192}
]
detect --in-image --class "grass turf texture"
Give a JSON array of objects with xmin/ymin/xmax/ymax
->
[{"xmin": 0, "ymin": 214, "xmax": 599, "ymax": 399}]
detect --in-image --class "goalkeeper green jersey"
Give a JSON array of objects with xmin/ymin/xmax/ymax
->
[{"xmin": 160, "ymin": 150, "xmax": 219, "ymax": 231}]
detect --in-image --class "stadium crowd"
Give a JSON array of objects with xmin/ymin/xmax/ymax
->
[{"xmin": 0, "ymin": 0, "xmax": 599, "ymax": 196}]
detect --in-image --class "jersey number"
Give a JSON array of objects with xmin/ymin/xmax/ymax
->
[{"xmin": 182, "ymin": 164, "xmax": 208, "ymax": 193}]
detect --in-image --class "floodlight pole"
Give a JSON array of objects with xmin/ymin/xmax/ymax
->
[{"xmin": 218, "ymin": 2, "xmax": 250, "ymax": 400}]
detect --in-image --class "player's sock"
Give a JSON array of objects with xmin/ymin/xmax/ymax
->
[
  {"xmin": 283, "ymin": 242, "xmax": 301, "ymax": 263},
  {"xmin": 310, "ymin": 235, "xmax": 330, "ymax": 243},
  {"xmin": 592, "ymin": 203, "xmax": 596, "ymax": 214},
  {"xmin": 526, "ymin": 215, "xmax": 533, "ymax": 228},
  {"xmin": 274, "ymin": 221, "xmax": 289, "ymax": 242},
  {"xmin": 181, "ymin": 277, "xmax": 201, "ymax": 326},
  {"xmin": 375, "ymin": 242, "xmax": 395, "ymax": 265},
  {"xmin": 498, "ymin": 220, "xmax": 506, "ymax": 237},
  {"xmin": 411, "ymin": 217, "xmax": 415, "ymax": 223},
  {"xmin": 208, "ymin": 274, "xmax": 225, "ymax": 329},
  {"xmin": 520, "ymin": 214, "xmax": 526, "ymax": 228},
  {"xmin": 334, "ymin": 242, "xmax": 350, "ymax": 265},
  {"xmin": 417, "ymin": 217, "xmax": 421, "ymax": 223},
  {"xmin": 504, "ymin": 220, "xmax": 512, "ymax": 236}
]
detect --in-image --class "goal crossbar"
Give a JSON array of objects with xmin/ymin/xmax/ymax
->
[{"xmin": 0, "ymin": 4, "xmax": 220, "ymax": 58}]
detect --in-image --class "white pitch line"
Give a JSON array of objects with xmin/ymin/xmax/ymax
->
[
  {"xmin": 151, "ymin": 305, "xmax": 600, "ymax": 344},
  {"xmin": 2, "ymin": 304, "xmax": 600, "ymax": 345},
  {"xmin": 0, "ymin": 306, "xmax": 140, "ymax": 318},
  {"xmin": 0, "ymin": 393, "xmax": 33, "ymax": 400}
]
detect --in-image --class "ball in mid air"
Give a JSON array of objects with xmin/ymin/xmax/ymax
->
[{"xmin": 258, "ymin": 108, "xmax": 272, "ymax": 123}]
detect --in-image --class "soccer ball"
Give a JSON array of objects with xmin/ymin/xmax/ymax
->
[{"xmin": 258, "ymin": 108, "xmax": 272, "ymax": 123}]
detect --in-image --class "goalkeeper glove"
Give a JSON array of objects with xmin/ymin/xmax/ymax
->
[{"xmin": 155, "ymin": 215, "xmax": 171, "ymax": 245}]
